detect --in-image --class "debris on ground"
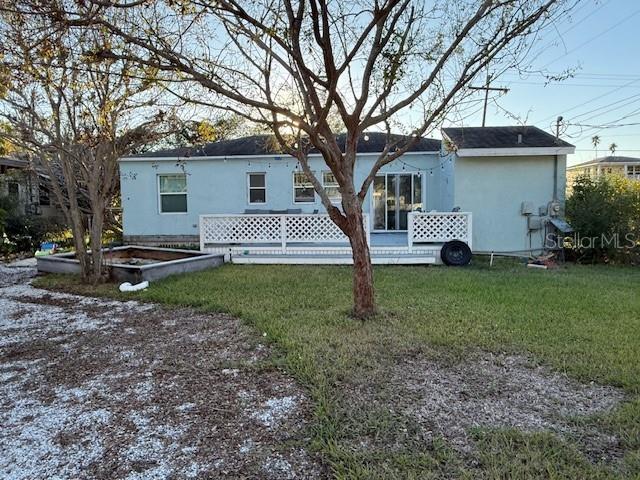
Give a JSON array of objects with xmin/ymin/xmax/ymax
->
[
  {"xmin": 528, "ymin": 252, "xmax": 558, "ymax": 269},
  {"xmin": 0, "ymin": 266, "xmax": 322, "ymax": 479},
  {"xmin": 347, "ymin": 351, "xmax": 624, "ymax": 462}
]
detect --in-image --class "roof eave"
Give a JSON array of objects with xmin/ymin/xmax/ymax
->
[
  {"xmin": 118, "ymin": 150, "xmax": 441, "ymax": 162},
  {"xmin": 455, "ymin": 146, "xmax": 575, "ymax": 157}
]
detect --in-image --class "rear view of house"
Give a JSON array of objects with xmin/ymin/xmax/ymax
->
[{"xmin": 119, "ymin": 126, "xmax": 574, "ymax": 264}]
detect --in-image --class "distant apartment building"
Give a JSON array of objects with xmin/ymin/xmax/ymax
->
[{"xmin": 567, "ymin": 156, "xmax": 640, "ymax": 186}]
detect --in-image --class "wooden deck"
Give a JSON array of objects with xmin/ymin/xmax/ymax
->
[{"xmin": 199, "ymin": 213, "xmax": 471, "ymax": 265}]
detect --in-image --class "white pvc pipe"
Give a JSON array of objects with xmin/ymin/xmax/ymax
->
[{"xmin": 119, "ymin": 281, "xmax": 149, "ymax": 292}]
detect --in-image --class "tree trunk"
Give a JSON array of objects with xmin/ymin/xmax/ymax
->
[
  {"xmin": 69, "ymin": 207, "xmax": 89, "ymax": 280},
  {"xmin": 88, "ymin": 203, "xmax": 105, "ymax": 283},
  {"xmin": 343, "ymin": 200, "xmax": 376, "ymax": 319}
]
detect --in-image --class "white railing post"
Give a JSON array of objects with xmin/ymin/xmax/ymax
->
[
  {"xmin": 199, "ymin": 215, "xmax": 206, "ymax": 251},
  {"xmin": 407, "ymin": 212, "xmax": 414, "ymax": 253},
  {"xmin": 467, "ymin": 213, "xmax": 473, "ymax": 251},
  {"xmin": 280, "ymin": 215, "xmax": 287, "ymax": 253}
]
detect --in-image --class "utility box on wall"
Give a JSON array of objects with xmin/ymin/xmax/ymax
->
[
  {"xmin": 528, "ymin": 215, "xmax": 543, "ymax": 231},
  {"xmin": 521, "ymin": 201, "xmax": 534, "ymax": 215}
]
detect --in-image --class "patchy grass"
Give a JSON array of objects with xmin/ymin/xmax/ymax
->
[{"xmin": 34, "ymin": 258, "xmax": 640, "ymax": 478}]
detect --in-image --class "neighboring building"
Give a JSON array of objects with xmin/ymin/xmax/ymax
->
[
  {"xmin": 119, "ymin": 126, "xmax": 574, "ymax": 263},
  {"xmin": 0, "ymin": 156, "xmax": 60, "ymax": 219},
  {"xmin": 566, "ymin": 156, "xmax": 640, "ymax": 185}
]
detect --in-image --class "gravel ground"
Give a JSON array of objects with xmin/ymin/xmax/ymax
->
[
  {"xmin": 346, "ymin": 349, "xmax": 625, "ymax": 462},
  {"xmin": 0, "ymin": 265, "xmax": 323, "ymax": 479}
]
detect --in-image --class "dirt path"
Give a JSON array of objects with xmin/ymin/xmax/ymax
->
[{"xmin": 0, "ymin": 266, "xmax": 322, "ymax": 479}]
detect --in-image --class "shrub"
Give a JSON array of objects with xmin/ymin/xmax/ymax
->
[
  {"xmin": 566, "ymin": 174, "xmax": 640, "ymax": 263},
  {"xmin": 4, "ymin": 213, "xmax": 66, "ymax": 253},
  {"xmin": 0, "ymin": 195, "xmax": 66, "ymax": 254}
]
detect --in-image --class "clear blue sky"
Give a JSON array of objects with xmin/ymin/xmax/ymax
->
[{"xmin": 451, "ymin": 0, "xmax": 640, "ymax": 166}]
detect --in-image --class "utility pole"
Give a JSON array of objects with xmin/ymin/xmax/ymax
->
[
  {"xmin": 556, "ymin": 116, "xmax": 563, "ymax": 139},
  {"xmin": 469, "ymin": 71, "xmax": 509, "ymax": 127}
]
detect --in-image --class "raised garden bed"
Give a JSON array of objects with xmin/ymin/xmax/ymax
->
[{"xmin": 36, "ymin": 246, "xmax": 224, "ymax": 283}]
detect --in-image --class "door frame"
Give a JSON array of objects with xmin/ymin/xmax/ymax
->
[{"xmin": 370, "ymin": 172, "xmax": 422, "ymax": 233}]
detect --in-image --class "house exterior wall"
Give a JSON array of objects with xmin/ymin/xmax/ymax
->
[
  {"xmin": 453, "ymin": 154, "xmax": 567, "ymax": 253},
  {"xmin": 0, "ymin": 171, "xmax": 60, "ymax": 219},
  {"xmin": 119, "ymin": 152, "xmax": 448, "ymax": 243}
]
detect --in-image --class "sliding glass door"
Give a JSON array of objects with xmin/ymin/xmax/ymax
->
[{"xmin": 372, "ymin": 173, "xmax": 422, "ymax": 231}]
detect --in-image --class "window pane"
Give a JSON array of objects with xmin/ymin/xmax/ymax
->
[
  {"xmin": 249, "ymin": 189, "xmax": 266, "ymax": 203},
  {"xmin": 323, "ymin": 171, "xmax": 336, "ymax": 185},
  {"xmin": 294, "ymin": 172, "xmax": 312, "ymax": 188},
  {"xmin": 160, "ymin": 174, "xmax": 187, "ymax": 193},
  {"xmin": 386, "ymin": 175, "xmax": 397, "ymax": 230},
  {"xmin": 413, "ymin": 174, "xmax": 422, "ymax": 211},
  {"xmin": 373, "ymin": 176, "xmax": 385, "ymax": 230},
  {"xmin": 249, "ymin": 173, "xmax": 265, "ymax": 188},
  {"xmin": 161, "ymin": 194, "xmax": 187, "ymax": 213},
  {"xmin": 323, "ymin": 171, "xmax": 340, "ymax": 200},
  {"xmin": 295, "ymin": 187, "xmax": 315, "ymax": 203},
  {"xmin": 294, "ymin": 172, "xmax": 314, "ymax": 202},
  {"xmin": 325, "ymin": 186, "xmax": 341, "ymax": 199}
]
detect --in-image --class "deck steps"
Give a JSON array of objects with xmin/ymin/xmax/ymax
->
[{"xmin": 230, "ymin": 253, "xmax": 439, "ymax": 265}]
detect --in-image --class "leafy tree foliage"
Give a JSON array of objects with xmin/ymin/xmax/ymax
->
[{"xmin": 566, "ymin": 174, "xmax": 640, "ymax": 263}]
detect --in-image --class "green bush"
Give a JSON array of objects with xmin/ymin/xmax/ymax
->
[
  {"xmin": 5, "ymin": 214, "xmax": 66, "ymax": 253},
  {"xmin": 566, "ymin": 174, "xmax": 640, "ymax": 263},
  {"xmin": 0, "ymin": 195, "xmax": 66, "ymax": 254}
]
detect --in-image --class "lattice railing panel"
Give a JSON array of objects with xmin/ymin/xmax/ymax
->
[
  {"xmin": 200, "ymin": 214, "xmax": 367, "ymax": 247},
  {"xmin": 285, "ymin": 215, "xmax": 347, "ymax": 243},
  {"xmin": 410, "ymin": 213, "xmax": 471, "ymax": 247},
  {"xmin": 200, "ymin": 215, "xmax": 281, "ymax": 244}
]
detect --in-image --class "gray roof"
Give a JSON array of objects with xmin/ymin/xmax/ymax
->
[
  {"xmin": 132, "ymin": 132, "xmax": 442, "ymax": 158},
  {"xmin": 442, "ymin": 126, "xmax": 574, "ymax": 149},
  {"xmin": 0, "ymin": 156, "xmax": 30, "ymax": 169},
  {"xmin": 569, "ymin": 156, "xmax": 640, "ymax": 168}
]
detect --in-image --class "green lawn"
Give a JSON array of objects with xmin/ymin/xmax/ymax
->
[{"xmin": 35, "ymin": 258, "xmax": 640, "ymax": 478}]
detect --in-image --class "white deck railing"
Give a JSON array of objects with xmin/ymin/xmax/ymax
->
[
  {"xmin": 408, "ymin": 212, "xmax": 472, "ymax": 252},
  {"xmin": 200, "ymin": 212, "xmax": 471, "ymax": 255},
  {"xmin": 200, "ymin": 214, "xmax": 370, "ymax": 253}
]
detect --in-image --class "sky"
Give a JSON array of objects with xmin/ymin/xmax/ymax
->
[{"xmin": 448, "ymin": 0, "xmax": 640, "ymax": 166}]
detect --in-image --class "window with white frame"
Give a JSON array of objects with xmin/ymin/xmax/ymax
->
[
  {"xmin": 158, "ymin": 174, "xmax": 187, "ymax": 213},
  {"xmin": 627, "ymin": 165, "xmax": 640, "ymax": 179},
  {"xmin": 322, "ymin": 171, "xmax": 341, "ymax": 201},
  {"xmin": 293, "ymin": 171, "xmax": 315, "ymax": 203},
  {"xmin": 247, "ymin": 172, "xmax": 266, "ymax": 204}
]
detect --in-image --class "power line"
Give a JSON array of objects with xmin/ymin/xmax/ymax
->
[
  {"xmin": 502, "ymin": 71, "xmax": 640, "ymax": 80},
  {"xmin": 570, "ymin": 122, "xmax": 640, "ymax": 128},
  {"xmin": 527, "ymin": 0, "xmax": 612, "ymax": 63},
  {"xmin": 574, "ymin": 148, "xmax": 640, "ymax": 152},
  {"xmin": 504, "ymin": 81, "xmax": 640, "ymax": 88},
  {"xmin": 569, "ymin": 92, "xmax": 640, "ymax": 121},
  {"xmin": 574, "ymin": 106, "xmax": 640, "ymax": 142},
  {"xmin": 535, "ymin": 77, "xmax": 640, "ymax": 124},
  {"xmin": 541, "ymin": 6, "xmax": 640, "ymax": 68}
]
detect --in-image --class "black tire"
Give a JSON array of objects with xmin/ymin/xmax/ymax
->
[{"xmin": 440, "ymin": 240, "xmax": 472, "ymax": 266}]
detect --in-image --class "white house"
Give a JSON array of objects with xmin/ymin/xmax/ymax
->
[
  {"xmin": 567, "ymin": 156, "xmax": 640, "ymax": 184},
  {"xmin": 118, "ymin": 126, "xmax": 574, "ymax": 264}
]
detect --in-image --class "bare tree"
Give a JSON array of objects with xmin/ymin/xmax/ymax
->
[
  {"xmin": 0, "ymin": 6, "xmax": 175, "ymax": 281},
  {"xmin": 32, "ymin": 0, "xmax": 575, "ymax": 315}
]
